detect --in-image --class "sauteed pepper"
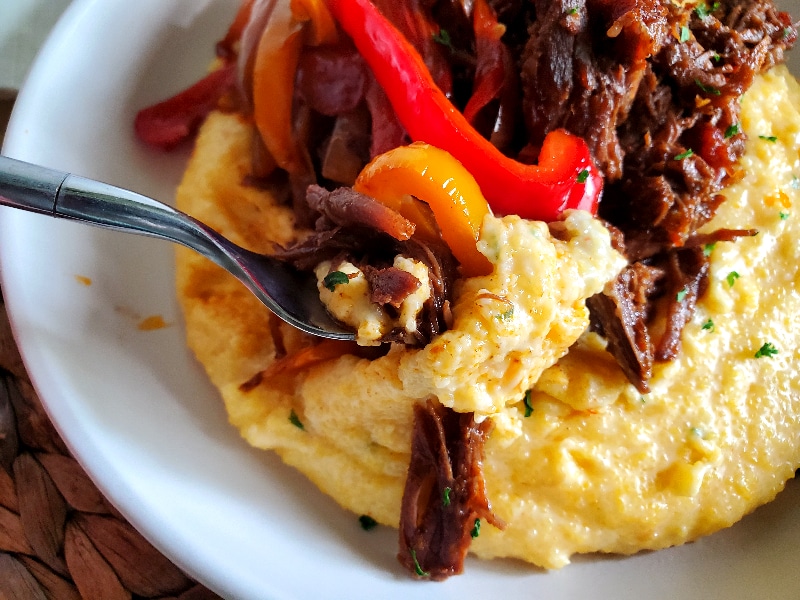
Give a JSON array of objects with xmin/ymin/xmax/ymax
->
[
  {"xmin": 354, "ymin": 142, "xmax": 493, "ymax": 277},
  {"xmin": 249, "ymin": 0, "xmax": 338, "ymax": 175},
  {"xmin": 324, "ymin": 0, "xmax": 602, "ymax": 221}
]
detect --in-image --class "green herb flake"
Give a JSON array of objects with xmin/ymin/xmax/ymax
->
[
  {"xmin": 679, "ymin": 25, "xmax": 690, "ymax": 43},
  {"xmin": 676, "ymin": 288, "xmax": 688, "ymax": 302},
  {"xmin": 470, "ymin": 518, "xmax": 481, "ymax": 539},
  {"xmin": 566, "ymin": 7, "xmax": 579, "ymax": 15},
  {"xmin": 289, "ymin": 409, "xmax": 305, "ymax": 430},
  {"xmin": 674, "ymin": 148, "xmax": 694, "ymax": 160},
  {"xmin": 432, "ymin": 29, "xmax": 454, "ymax": 51},
  {"xmin": 323, "ymin": 270, "xmax": 350, "ymax": 291},
  {"xmin": 410, "ymin": 549, "xmax": 430, "ymax": 577},
  {"xmin": 497, "ymin": 307, "xmax": 514, "ymax": 322},
  {"xmin": 523, "ymin": 389, "xmax": 534, "ymax": 418},
  {"xmin": 703, "ymin": 242, "xmax": 716, "ymax": 257},
  {"xmin": 359, "ymin": 515, "xmax": 378, "ymax": 531},
  {"xmin": 577, "ymin": 168, "xmax": 590, "ymax": 183},
  {"xmin": 695, "ymin": 1, "xmax": 720, "ymax": 18},
  {"xmin": 701, "ymin": 318, "xmax": 715, "ymax": 332},
  {"xmin": 726, "ymin": 271, "xmax": 740, "ymax": 287},
  {"xmin": 695, "ymin": 79, "xmax": 721, "ymax": 96},
  {"xmin": 780, "ymin": 211, "xmax": 790, "ymax": 221},
  {"xmin": 759, "ymin": 135, "xmax": 778, "ymax": 143},
  {"xmin": 754, "ymin": 342, "xmax": 779, "ymax": 358},
  {"xmin": 442, "ymin": 487, "xmax": 452, "ymax": 507},
  {"xmin": 724, "ymin": 123, "xmax": 740, "ymax": 138}
]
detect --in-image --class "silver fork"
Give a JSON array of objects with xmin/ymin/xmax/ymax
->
[{"xmin": 0, "ymin": 155, "xmax": 355, "ymax": 341}]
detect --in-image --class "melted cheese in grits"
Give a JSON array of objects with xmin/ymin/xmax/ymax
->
[{"xmin": 175, "ymin": 65, "xmax": 800, "ymax": 570}]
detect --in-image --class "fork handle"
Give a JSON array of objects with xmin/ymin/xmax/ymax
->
[
  {"xmin": 0, "ymin": 155, "xmax": 69, "ymax": 214},
  {"xmin": 0, "ymin": 155, "xmax": 220, "ymax": 259}
]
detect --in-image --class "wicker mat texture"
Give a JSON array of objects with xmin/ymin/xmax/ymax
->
[{"xmin": 0, "ymin": 298, "xmax": 222, "ymax": 600}]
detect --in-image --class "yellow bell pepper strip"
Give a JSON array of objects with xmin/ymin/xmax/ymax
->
[
  {"xmin": 324, "ymin": 0, "xmax": 603, "ymax": 220},
  {"xmin": 354, "ymin": 142, "xmax": 493, "ymax": 277},
  {"xmin": 250, "ymin": 0, "xmax": 337, "ymax": 175}
]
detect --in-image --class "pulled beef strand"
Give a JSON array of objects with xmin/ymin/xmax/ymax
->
[
  {"xmin": 398, "ymin": 401, "xmax": 504, "ymax": 580},
  {"xmin": 305, "ymin": 184, "xmax": 415, "ymax": 241},
  {"xmin": 587, "ymin": 262, "xmax": 664, "ymax": 394},
  {"xmin": 363, "ymin": 264, "xmax": 422, "ymax": 307},
  {"xmin": 654, "ymin": 246, "xmax": 710, "ymax": 362}
]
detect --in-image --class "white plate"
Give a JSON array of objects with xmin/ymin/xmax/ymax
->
[{"xmin": 2, "ymin": 1, "xmax": 799, "ymax": 598}]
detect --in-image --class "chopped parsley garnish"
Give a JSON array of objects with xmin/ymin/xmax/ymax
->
[
  {"xmin": 759, "ymin": 135, "xmax": 778, "ymax": 142},
  {"xmin": 679, "ymin": 25, "xmax": 690, "ymax": 43},
  {"xmin": 780, "ymin": 211, "xmax": 790, "ymax": 221},
  {"xmin": 703, "ymin": 242, "xmax": 716, "ymax": 257},
  {"xmin": 674, "ymin": 149, "xmax": 694, "ymax": 160},
  {"xmin": 442, "ymin": 487, "xmax": 452, "ymax": 507},
  {"xmin": 289, "ymin": 409, "xmax": 305, "ymax": 430},
  {"xmin": 432, "ymin": 29, "xmax": 454, "ymax": 52},
  {"xmin": 497, "ymin": 307, "xmax": 514, "ymax": 322},
  {"xmin": 726, "ymin": 271, "xmax": 740, "ymax": 287},
  {"xmin": 695, "ymin": 2, "xmax": 720, "ymax": 18},
  {"xmin": 567, "ymin": 7, "xmax": 579, "ymax": 15},
  {"xmin": 754, "ymin": 342, "xmax": 779, "ymax": 358},
  {"xmin": 577, "ymin": 168, "xmax": 590, "ymax": 183},
  {"xmin": 689, "ymin": 426, "xmax": 704, "ymax": 438},
  {"xmin": 676, "ymin": 288, "xmax": 688, "ymax": 302},
  {"xmin": 410, "ymin": 549, "xmax": 430, "ymax": 577},
  {"xmin": 471, "ymin": 518, "xmax": 481, "ymax": 538},
  {"xmin": 724, "ymin": 123, "xmax": 740, "ymax": 138},
  {"xmin": 323, "ymin": 270, "xmax": 350, "ymax": 291},
  {"xmin": 695, "ymin": 79, "xmax": 721, "ymax": 95},
  {"xmin": 701, "ymin": 318, "xmax": 715, "ymax": 332},
  {"xmin": 523, "ymin": 389, "xmax": 534, "ymax": 418},
  {"xmin": 359, "ymin": 515, "xmax": 378, "ymax": 531}
]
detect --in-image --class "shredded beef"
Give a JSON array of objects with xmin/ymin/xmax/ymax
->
[
  {"xmin": 274, "ymin": 185, "xmax": 458, "ymax": 345},
  {"xmin": 398, "ymin": 401, "xmax": 504, "ymax": 580},
  {"xmin": 520, "ymin": 0, "xmax": 670, "ymax": 180},
  {"xmin": 363, "ymin": 265, "xmax": 422, "ymax": 307},
  {"xmin": 587, "ymin": 227, "xmax": 756, "ymax": 391},
  {"xmin": 305, "ymin": 184, "xmax": 415, "ymax": 241},
  {"xmin": 587, "ymin": 261, "xmax": 664, "ymax": 393},
  {"xmin": 510, "ymin": 0, "xmax": 796, "ymax": 389}
]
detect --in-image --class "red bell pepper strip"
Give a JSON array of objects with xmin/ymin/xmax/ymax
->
[
  {"xmin": 323, "ymin": 0, "xmax": 602, "ymax": 220},
  {"xmin": 134, "ymin": 64, "xmax": 237, "ymax": 151}
]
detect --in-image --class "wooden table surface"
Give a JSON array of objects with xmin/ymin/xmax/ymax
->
[{"xmin": 0, "ymin": 94, "xmax": 222, "ymax": 600}]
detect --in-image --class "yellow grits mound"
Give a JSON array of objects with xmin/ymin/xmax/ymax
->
[{"xmin": 175, "ymin": 66, "xmax": 800, "ymax": 569}]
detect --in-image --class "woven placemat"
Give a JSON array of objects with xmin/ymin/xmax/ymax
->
[{"xmin": 0, "ymin": 298, "xmax": 223, "ymax": 600}]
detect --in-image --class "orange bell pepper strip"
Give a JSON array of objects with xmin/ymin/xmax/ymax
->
[
  {"xmin": 354, "ymin": 142, "xmax": 493, "ymax": 277},
  {"xmin": 263, "ymin": 339, "xmax": 356, "ymax": 378},
  {"xmin": 251, "ymin": 0, "xmax": 337, "ymax": 175}
]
